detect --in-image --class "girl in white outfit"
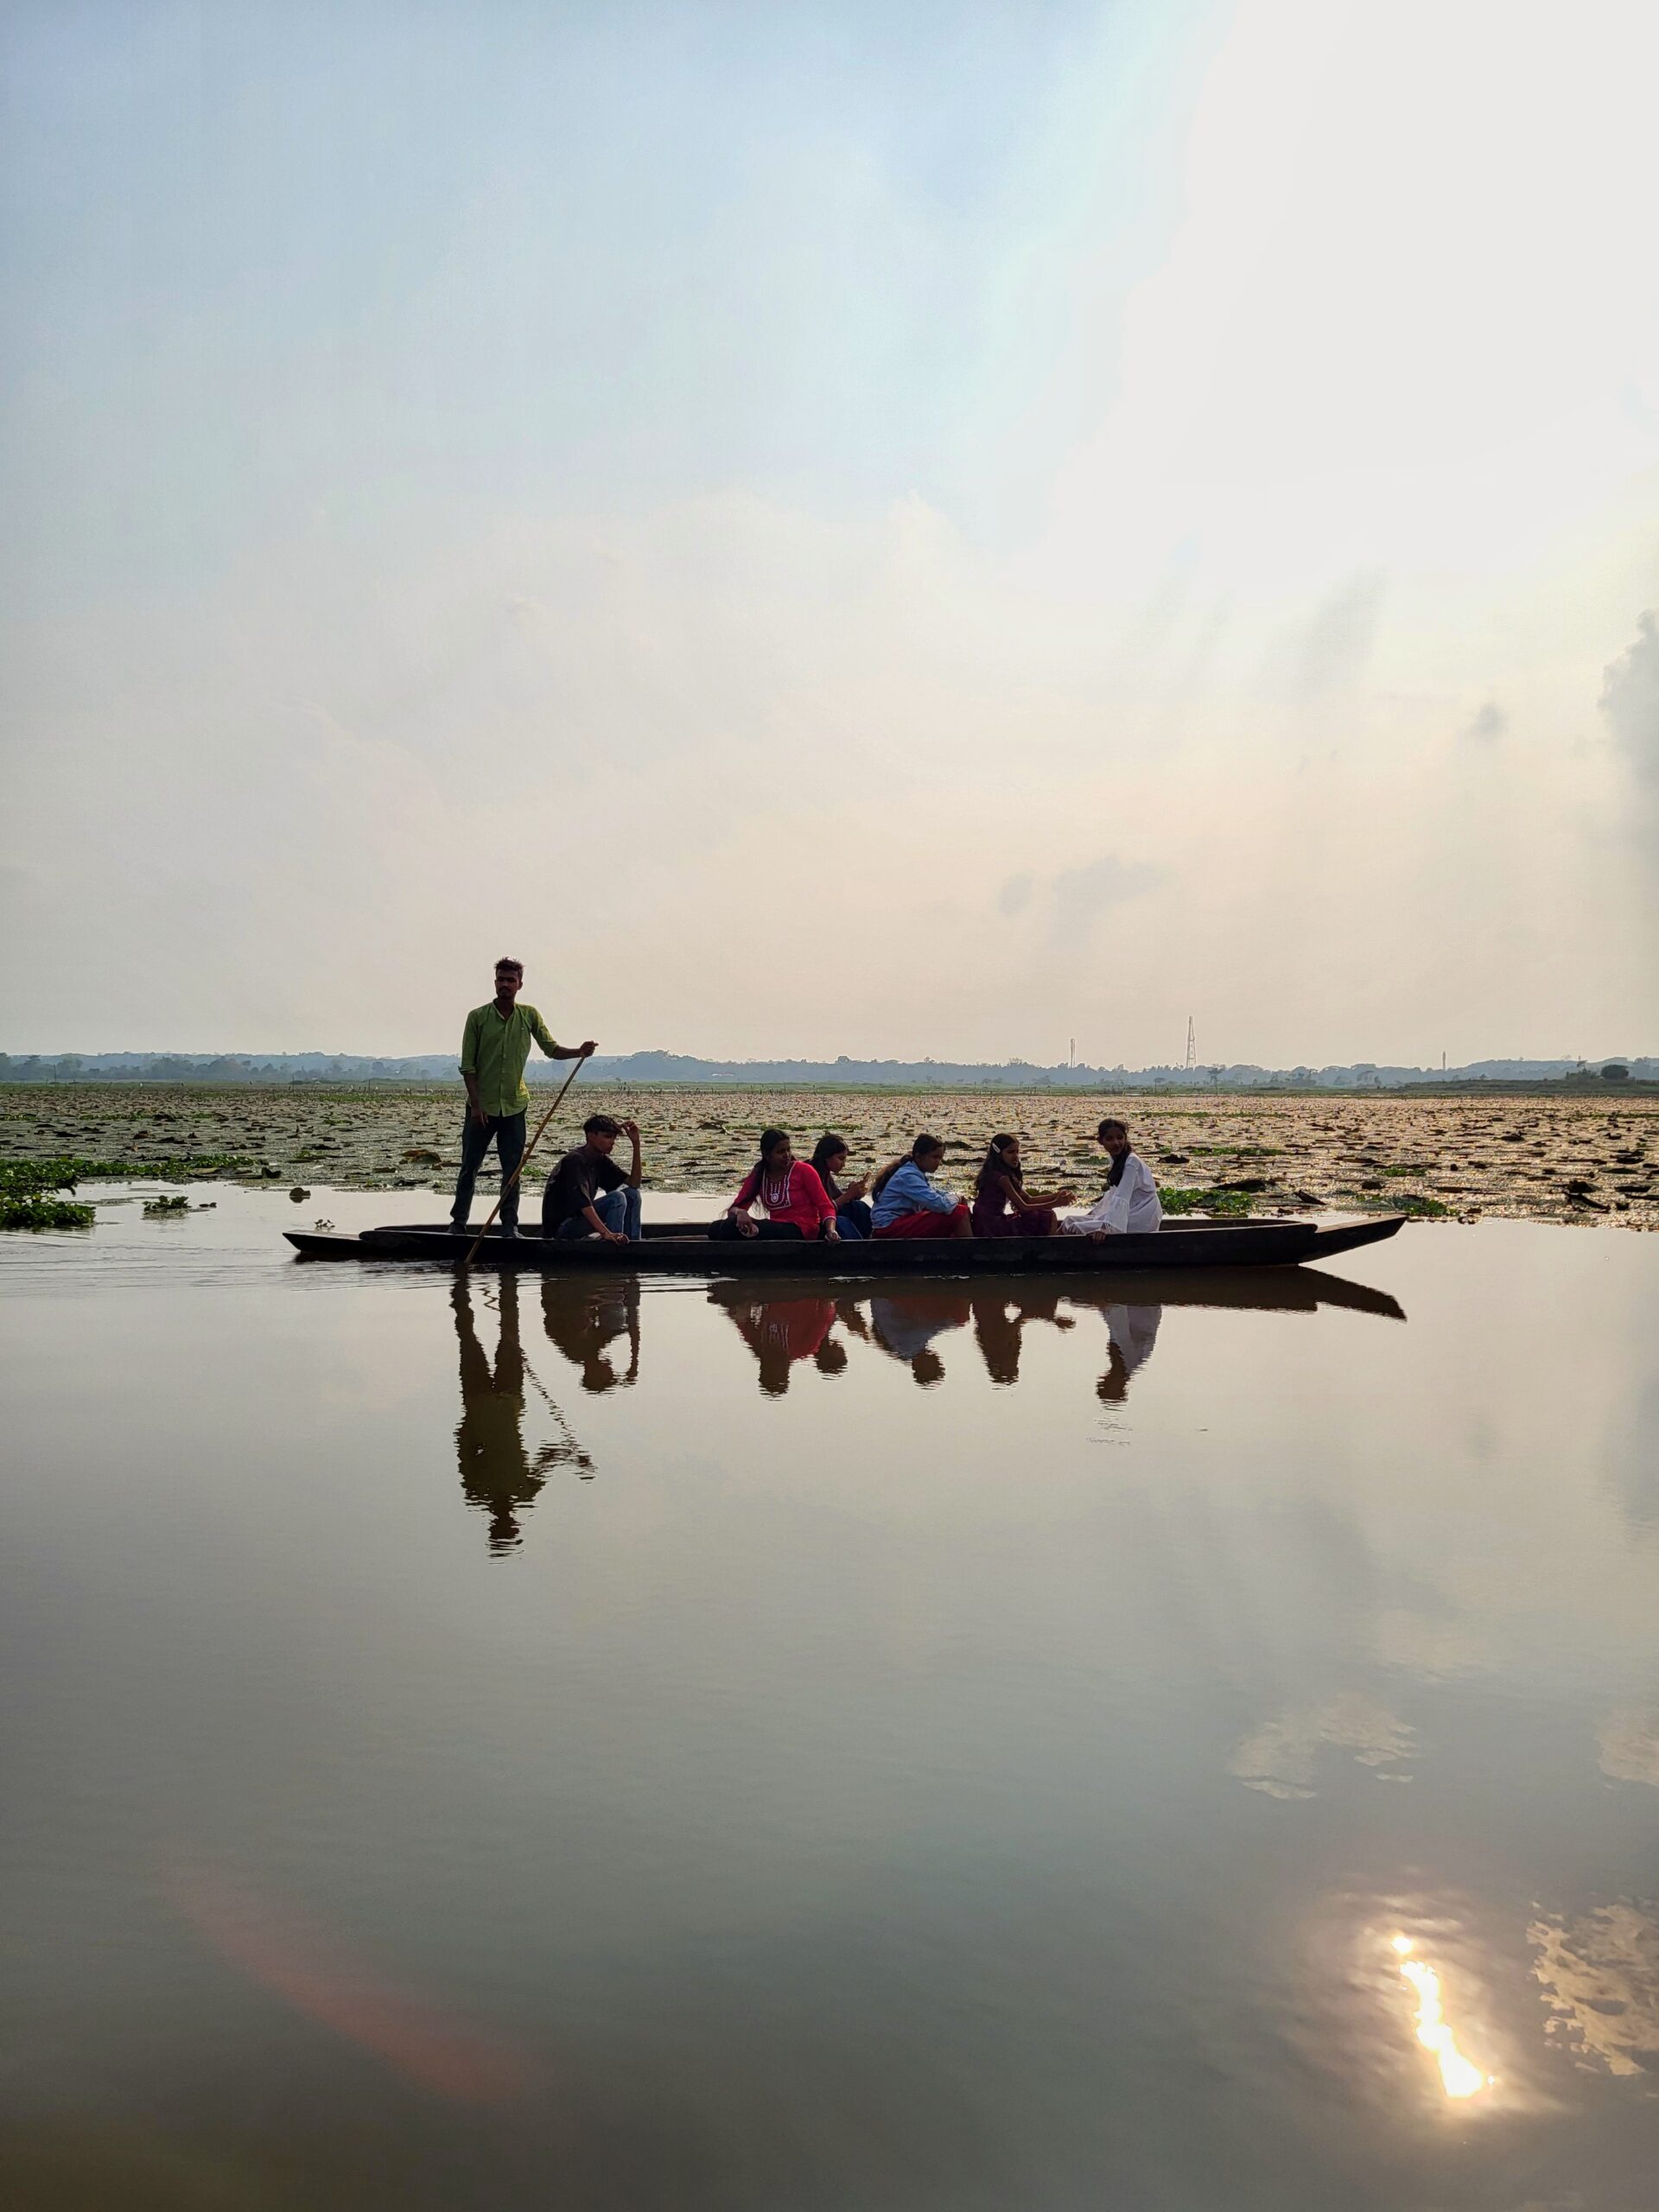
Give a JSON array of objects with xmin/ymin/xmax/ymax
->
[{"xmin": 1064, "ymin": 1117, "xmax": 1163, "ymax": 1236}]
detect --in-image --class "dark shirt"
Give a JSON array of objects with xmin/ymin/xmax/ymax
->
[{"xmin": 543, "ymin": 1145, "xmax": 627, "ymax": 1232}]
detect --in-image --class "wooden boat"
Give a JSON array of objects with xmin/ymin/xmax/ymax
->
[{"xmin": 286, "ymin": 1213, "xmax": 1404, "ymax": 1276}]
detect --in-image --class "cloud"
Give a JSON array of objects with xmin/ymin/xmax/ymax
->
[
  {"xmin": 1600, "ymin": 610, "xmax": 1659, "ymax": 797},
  {"xmin": 1050, "ymin": 855, "xmax": 1166, "ymax": 937},
  {"xmin": 1463, "ymin": 699, "xmax": 1507, "ymax": 742},
  {"xmin": 1599, "ymin": 611, "xmax": 1659, "ymax": 891},
  {"xmin": 996, "ymin": 872, "xmax": 1034, "ymax": 917},
  {"xmin": 1292, "ymin": 570, "xmax": 1386, "ymax": 703}
]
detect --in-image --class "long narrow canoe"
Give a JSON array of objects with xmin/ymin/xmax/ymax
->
[{"xmin": 285, "ymin": 1214, "xmax": 1404, "ymax": 1275}]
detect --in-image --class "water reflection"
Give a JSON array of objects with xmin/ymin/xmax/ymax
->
[
  {"xmin": 456, "ymin": 1264, "xmax": 1404, "ymax": 1547},
  {"xmin": 868, "ymin": 1289, "xmax": 974, "ymax": 1387},
  {"xmin": 1390, "ymin": 1935, "xmax": 1492, "ymax": 2098},
  {"xmin": 1096, "ymin": 1302, "xmax": 1161, "ymax": 1404},
  {"xmin": 11, "ymin": 1203, "xmax": 1659, "ymax": 2209},
  {"xmin": 1228, "ymin": 1695, "xmax": 1415, "ymax": 1800},
  {"xmin": 1531, "ymin": 1904, "xmax": 1659, "ymax": 2077},
  {"xmin": 713, "ymin": 1290, "xmax": 843, "ymax": 1395},
  {"xmin": 709, "ymin": 1267, "xmax": 1403, "ymax": 1401},
  {"xmin": 1596, "ymin": 1705, "xmax": 1659, "ymax": 1786},
  {"xmin": 971, "ymin": 1285, "xmax": 1074, "ymax": 1384},
  {"xmin": 540, "ymin": 1275, "xmax": 640, "ymax": 1393},
  {"xmin": 452, "ymin": 1275, "xmax": 594, "ymax": 1554}
]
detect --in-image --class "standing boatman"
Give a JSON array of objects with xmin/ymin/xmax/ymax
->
[{"xmin": 451, "ymin": 958, "xmax": 595, "ymax": 1238}]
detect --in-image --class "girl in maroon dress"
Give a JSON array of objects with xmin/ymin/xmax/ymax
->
[{"xmin": 970, "ymin": 1134, "xmax": 1075, "ymax": 1238}]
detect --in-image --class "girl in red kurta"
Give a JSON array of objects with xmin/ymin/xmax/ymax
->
[{"xmin": 711, "ymin": 1129, "xmax": 838, "ymax": 1241}]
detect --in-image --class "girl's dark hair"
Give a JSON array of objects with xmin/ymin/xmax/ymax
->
[
  {"xmin": 1097, "ymin": 1117, "xmax": 1128, "ymax": 1141},
  {"xmin": 810, "ymin": 1133, "xmax": 849, "ymax": 1178},
  {"xmin": 752, "ymin": 1128, "xmax": 791, "ymax": 1192},
  {"xmin": 873, "ymin": 1132, "xmax": 945, "ymax": 1199},
  {"xmin": 976, "ymin": 1133, "xmax": 1021, "ymax": 1196}
]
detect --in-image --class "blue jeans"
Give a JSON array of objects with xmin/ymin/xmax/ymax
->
[
  {"xmin": 554, "ymin": 1185, "xmax": 642, "ymax": 1242},
  {"xmin": 836, "ymin": 1200, "xmax": 873, "ymax": 1240},
  {"xmin": 452, "ymin": 1110, "xmax": 526, "ymax": 1230}
]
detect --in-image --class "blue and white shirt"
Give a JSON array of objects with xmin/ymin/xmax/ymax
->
[{"xmin": 872, "ymin": 1159, "xmax": 960, "ymax": 1230}]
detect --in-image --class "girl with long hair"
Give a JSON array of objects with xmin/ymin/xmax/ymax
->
[
  {"xmin": 970, "ymin": 1133, "xmax": 1074, "ymax": 1238},
  {"xmin": 1063, "ymin": 1117, "xmax": 1163, "ymax": 1236},
  {"xmin": 711, "ymin": 1128, "xmax": 839, "ymax": 1241},
  {"xmin": 810, "ymin": 1132, "xmax": 873, "ymax": 1240},
  {"xmin": 869, "ymin": 1135, "xmax": 973, "ymax": 1241}
]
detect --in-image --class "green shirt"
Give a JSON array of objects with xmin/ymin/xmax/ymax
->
[{"xmin": 460, "ymin": 1001, "xmax": 561, "ymax": 1118}]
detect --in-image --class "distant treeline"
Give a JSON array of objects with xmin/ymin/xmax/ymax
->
[{"xmin": 2, "ymin": 1050, "xmax": 1652, "ymax": 1090}]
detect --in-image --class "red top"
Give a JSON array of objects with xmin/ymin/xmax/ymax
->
[{"xmin": 732, "ymin": 1159, "xmax": 836, "ymax": 1236}]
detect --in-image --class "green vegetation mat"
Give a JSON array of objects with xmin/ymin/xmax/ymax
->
[
  {"xmin": 0, "ymin": 1159, "xmax": 95, "ymax": 1230},
  {"xmin": 1158, "ymin": 1185, "xmax": 1256, "ymax": 1218}
]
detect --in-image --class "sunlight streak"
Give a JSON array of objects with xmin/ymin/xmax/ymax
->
[{"xmin": 1391, "ymin": 1936, "xmax": 1491, "ymax": 2099}]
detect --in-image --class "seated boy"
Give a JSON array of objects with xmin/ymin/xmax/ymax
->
[{"xmin": 542, "ymin": 1115, "xmax": 644, "ymax": 1243}]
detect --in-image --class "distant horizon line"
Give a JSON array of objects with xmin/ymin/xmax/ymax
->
[{"xmin": 3, "ymin": 1046, "xmax": 1653, "ymax": 1087}]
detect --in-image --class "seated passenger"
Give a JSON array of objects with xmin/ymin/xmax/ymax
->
[
  {"xmin": 711, "ymin": 1128, "xmax": 839, "ymax": 1241},
  {"xmin": 810, "ymin": 1133, "xmax": 873, "ymax": 1240},
  {"xmin": 1063, "ymin": 1117, "xmax": 1163, "ymax": 1236},
  {"xmin": 542, "ymin": 1115, "xmax": 644, "ymax": 1243},
  {"xmin": 870, "ymin": 1135, "xmax": 973, "ymax": 1240},
  {"xmin": 970, "ymin": 1133, "xmax": 1075, "ymax": 1237}
]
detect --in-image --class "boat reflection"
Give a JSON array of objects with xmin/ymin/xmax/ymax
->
[
  {"xmin": 451, "ymin": 1265, "xmax": 1408, "ymax": 1536},
  {"xmin": 709, "ymin": 1267, "xmax": 1404, "ymax": 1400}
]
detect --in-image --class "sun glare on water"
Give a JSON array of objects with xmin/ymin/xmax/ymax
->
[{"xmin": 1390, "ymin": 1936, "xmax": 1492, "ymax": 2100}]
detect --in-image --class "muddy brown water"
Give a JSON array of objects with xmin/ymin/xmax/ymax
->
[{"xmin": 2, "ymin": 1187, "xmax": 1656, "ymax": 2209}]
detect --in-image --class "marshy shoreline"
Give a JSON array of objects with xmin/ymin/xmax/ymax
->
[{"xmin": 3, "ymin": 1084, "xmax": 1656, "ymax": 1229}]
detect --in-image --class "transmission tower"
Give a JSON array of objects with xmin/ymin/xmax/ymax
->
[{"xmin": 1185, "ymin": 1016, "xmax": 1197, "ymax": 1071}]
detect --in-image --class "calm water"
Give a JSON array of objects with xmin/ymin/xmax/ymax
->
[{"xmin": 2, "ymin": 1190, "xmax": 1656, "ymax": 2210}]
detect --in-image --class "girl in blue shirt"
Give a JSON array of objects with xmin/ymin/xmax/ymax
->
[{"xmin": 870, "ymin": 1135, "xmax": 973, "ymax": 1240}]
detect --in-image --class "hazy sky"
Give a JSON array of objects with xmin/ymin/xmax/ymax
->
[{"xmin": 3, "ymin": 0, "xmax": 1656, "ymax": 1064}]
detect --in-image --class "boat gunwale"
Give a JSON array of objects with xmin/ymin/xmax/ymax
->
[{"xmin": 285, "ymin": 1215, "xmax": 1404, "ymax": 1274}]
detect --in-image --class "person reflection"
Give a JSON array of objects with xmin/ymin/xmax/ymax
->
[
  {"xmin": 1096, "ymin": 1301, "xmax": 1163, "ymax": 1404},
  {"xmin": 540, "ymin": 1277, "xmax": 640, "ymax": 1393},
  {"xmin": 714, "ymin": 1289, "xmax": 839, "ymax": 1396},
  {"xmin": 452, "ymin": 1273, "xmax": 545, "ymax": 1554},
  {"xmin": 970, "ymin": 1287, "xmax": 1076, "ymax": 1384},
  {"xmin": 868, "ymin": 1289, "xmax": 973, "ymax": 1387}
]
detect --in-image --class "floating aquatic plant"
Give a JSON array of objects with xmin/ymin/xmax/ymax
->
[
  {"xmin": 0, "ymin": 1160, "xmax": 95, "ymax": 1230},
  {"xmin": 1157, "ymin": 1185, "xmax": 1255, "ymax": 1218}
]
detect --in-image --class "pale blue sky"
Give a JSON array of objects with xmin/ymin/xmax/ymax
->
[
  {"xmin": 3, "ymin": 1, "xmax": 1656, "ymax": 1060},
  {"xmin": 4, "ymin": 2, "xmax": 1192, "ymax": 594}
]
